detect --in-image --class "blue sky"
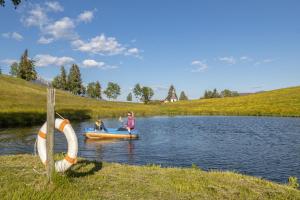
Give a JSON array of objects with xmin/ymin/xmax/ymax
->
[{"xmin": 0, "ymin": 0, "xmax": 299, "ymax": 100}]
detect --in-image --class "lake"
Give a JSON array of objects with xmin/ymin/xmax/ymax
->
[{"xmin": 1, "ymin": 116, "xmax": 300, "ymax": 183}]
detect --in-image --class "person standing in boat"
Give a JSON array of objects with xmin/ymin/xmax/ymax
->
[{"xmin": 118, "ymin": 112, "xmax": 135, "ymax": 134}]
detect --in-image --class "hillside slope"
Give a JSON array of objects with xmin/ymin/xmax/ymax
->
[{"xmin": 1, "ymin": 75, "xmax": 300, "ymax": 126}]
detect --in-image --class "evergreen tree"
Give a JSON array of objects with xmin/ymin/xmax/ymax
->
[
  {"xmin": 51, "ymin": 66, "xmax": 68, "ymax": 90},
  {"xmin": 9, "ymin": 62, "xmax": 19, "ymax": 77},
  {"xmin": 81, "ymin": 85, "xmax": 86, "ymax": 96},
  {"xmin": 104, "ymin": 82, "xmax": 121, "ymax": 100},
  {"xmin": 212, "ymin": 88, "xmax": 220, "ymax": 98},
  {"xmin": 133, "ymin": 83, "xmax": 142, "ymax": 101},
  {"xmin": 68, "ymin": 64, "xmax": 83, "ymax": 95},
  {"xmin": 179, "ymin": 91, "xmax": 188, "ymax": 100},
  {"xmin": 166, "ymin": 85, "xmax": 177, "ymax": 101},
  {"xmin": 52, "ymin": 76, "xmax": 61, "ymax": 89},
  {"xmin": 60, "ymin": 66, "xmax": 68, "ymax": 90},
  {"xmin": 127, "ymin": 92, "xmax": 133, "ymax": 101},
  {"xmin": 95, "ymin": 81, "xmax": 101, "ymax": 99},
  {"xmin": 18, "ymin": 49, "xmax": 37, "ymax": 81},
  {"xmin": 141, "ymin": 86, "xmax": 154, "ymax": 104}
]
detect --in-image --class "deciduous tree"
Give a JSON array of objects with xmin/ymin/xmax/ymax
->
[
  {"xmin": 141, "ymin": 86, "xmax": 154, "ymax": 104},
  {"xmin": 104, "ymin": 82, "xmax": 121, "ymax": 100},
  {"xmin": 9, "ymin": 62, "xmax": 19, "ymax": 77}
]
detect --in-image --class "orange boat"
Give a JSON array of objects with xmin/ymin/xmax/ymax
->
[{"xmin": 84, "ymin": 128, "xmax": 138, "ymax": 140}]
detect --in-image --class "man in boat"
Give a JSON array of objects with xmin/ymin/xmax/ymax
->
[
  {"xmin": 118, "ymin": 112, "xmax": 135, "ymax": 134},
  {"xmin": 94, "ymin": 119, "xmax": 108, "ymax": 132}
]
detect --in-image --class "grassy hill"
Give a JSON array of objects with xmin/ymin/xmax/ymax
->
[
  {"xmin": 1, "ymin": 74, "xmax": 300, "ymax": 126},
  {"xmin": 0, "ymin": 154, "xmax": 299, "ymax": 200}
]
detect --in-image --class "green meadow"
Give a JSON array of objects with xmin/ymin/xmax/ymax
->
[
  {"xmin": 0, "ymin": 154, "xmax": 299, "ymax": 200},
  {"xmin": 1, "ymin": 74, "xmax": 300, "ymax": 127}
]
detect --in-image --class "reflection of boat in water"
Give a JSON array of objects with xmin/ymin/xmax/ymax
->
[
  {"xmin": 85, "ymin": 138, "xmax": 122, "ymax": 144},
  {"xmin": 84, "ymin": 128, "xmax": 139, "ymax": 140}
]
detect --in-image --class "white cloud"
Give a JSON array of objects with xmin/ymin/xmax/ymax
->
[
  {"xmin": 240, "ymin": 56, "xmax": 252, "ymax": 62},
  {"xmin": 82, "ymin": 59, "xmax": 117, "ymax": 69},
  {"xmin": 72, "ymin": 34, "xmax": 126, "ymax": 55},
  {"xmin": 82, "ymin": 59, "xmax": 105, "ymax": 68},
  {"xmin": 262, "ymin": 59, "xmax": 273, "ymax": 63},
  {"xmin": 37, "ymin": 36, "xmax": 54, "ymax": 44},
  {"xmin": 35, "ymin": 54, "xmax": 75, "ymax": 67},
  {"xmin": 77, "ymin": 10, "xmax": 94, "ymax": 23},
  {"xmin": 1, "ymin": 59, "xmax": 18, "ymax": 65},
  {"xmin": 45, "ymin": 1, "xmax": 64, "ymax": 12},
  {"xmin": 127, "ymin": 48, "xmax": 139, "ymax": 55},
  {"xmin": 22, "ymin": 5, "xmax": 48, "ymax": 27},
  {"xmin": 43, "ymin": 17, "xmax": 77, "ymax": 41},
  {"xmin": 2, "ymin": 32, "xmax": 23, "ymax": 41},
  {"xmin": 152, "ymin": 85, "xmax": 168, "ymax": 91},
  {"xmin": 254, "ymin": 58, "xmax": 275, "ymax": 66},
  {"xmin": 218, "ymin": 56, "xmax": 236, "ymax": 64},
  {"xmin": 191, "ymin": 60, "xmax": 208, "ymax": 72},
  {"xmin": 21, "ymin": 3, "xmax": 74, "ymax": 44}
]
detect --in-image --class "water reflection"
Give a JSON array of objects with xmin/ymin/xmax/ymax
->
[
  {"xmin": 1, "ymin": 116, "xmax": 300, "ymax": 183},
  {"xmin": 84, "ymin": 138, "xmax": 137, "ymax": 163}
]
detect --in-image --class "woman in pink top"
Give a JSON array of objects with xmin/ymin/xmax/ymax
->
[{"xmin": 118, "ymin": 111, "xmax": 135, "ymax": 134}]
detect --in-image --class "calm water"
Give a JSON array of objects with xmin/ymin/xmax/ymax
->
[{"xmin": 1, "ymin": 116, "xmax": 300, "ymax": 183}]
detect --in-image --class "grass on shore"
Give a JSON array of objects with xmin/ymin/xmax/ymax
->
[
  {"xmin": 1, "ymin": 74, "xmax": 300, "ymax": 127},
  {"xmin": 0, "ymin": 154, "xmax": 299, "ymax": 200}
]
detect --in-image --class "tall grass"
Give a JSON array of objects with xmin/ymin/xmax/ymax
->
[
  {"xmin": 0, "ymin": 154, "xmax": 299, "ymax": 200},
  {"xmin": 1, "ymin": 74, "xmax": 300, "ymax": 127}
]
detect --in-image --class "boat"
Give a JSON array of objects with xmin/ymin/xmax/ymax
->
[{"xmin": 84, "ymin": 128, "xmax": 139, "ymax": 139}]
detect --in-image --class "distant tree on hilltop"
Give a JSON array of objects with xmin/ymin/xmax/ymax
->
[
  {"xmin": 179, "ymin": 91, "xmax": 188, "ymax": 100},
  {"xmin": 127, "ymin": 92, "xmax": 133, "ymax": 101},
  {"xmin": 52, "ymin": 66, "xmax": 68, "ymax": 90},
  {"xmin": 141, "ymin": 86, "xmax": 154, "ymax": 104},
  {"xmin": 9, "ymin": 62, "xmax": 19, "ymax": 77},
  {"xmin": 18, "ymin": 49, "xmax": 37, "ymax": 81},
  {"xmin": 202, "ymin": 89, "xmax": 239, "ymax": 99},
  {"xmin": 133, "ymin": 83, "xmax": 142, "ymax": 101},
  {"xmin": 104, "ymin": 82, "xmax": 121, "ymax": 100},
  {"xmin": 68, "ymin": 64, "xmax": 83, "ymax": 95}
]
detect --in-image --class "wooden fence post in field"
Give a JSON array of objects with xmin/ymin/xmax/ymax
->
[{"xmin": 46, "ymin": 87, "xmax": 55, "ymax": 183}]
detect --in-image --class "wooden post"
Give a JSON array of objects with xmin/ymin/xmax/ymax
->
[{"xmin": 46, "ymin": 88, "xmax": 55, "ymax": 182}]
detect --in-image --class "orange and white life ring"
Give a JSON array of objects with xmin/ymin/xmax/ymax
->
[{"xmin": 37, "ymin": 118, "xmax": 78, "ymax": 172}]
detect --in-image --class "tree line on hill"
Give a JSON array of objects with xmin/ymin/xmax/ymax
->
[
  {"xmin": 7, "ymin": 49, "xmax": 240, "ymax": 103},
  {"xmin": 202, "ymin": 89, "xmax": 239, "ymax": 99}
]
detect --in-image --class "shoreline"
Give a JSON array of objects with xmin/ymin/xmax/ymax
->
[
  {"xmin": 1, "ymin": 111, "xmax": 299, "ymax": 128},
  {"xmin": 0, "ymin": 154, "xmax": 299, "ymax": 199}
]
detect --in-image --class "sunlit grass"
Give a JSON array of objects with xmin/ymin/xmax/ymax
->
[
  {"xmin": 1, "ymin": 74, "xmax": 300, "ymax": 127},
  {"xmin": 0, "ymin": 154, "xmax": 299, "ymax": 200}
]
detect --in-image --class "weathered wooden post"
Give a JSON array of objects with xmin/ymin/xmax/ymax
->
[{"xmin": 46, "ymin": 87, "xmax": 55, "ymax": 182}]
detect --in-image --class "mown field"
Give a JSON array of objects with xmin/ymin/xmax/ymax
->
[
  {"xmin": 1, "ymin": 74, "xmax": 300, "ymax": 126},
  {"xmin": 0, "ymin": 154, "xmax": 299, "ymax": 200}
]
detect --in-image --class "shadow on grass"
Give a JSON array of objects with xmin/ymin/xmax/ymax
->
[
  {"xmin": 0, "ymin": 109, "xmax": 92, "ymax": 127},
  {"xmin": 66, "ymin": 160, "xmax": 102, "ymax": 178}
]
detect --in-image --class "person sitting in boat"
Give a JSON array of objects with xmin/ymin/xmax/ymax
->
[
  {"xmin": 118, "ymin": 112, "xmax": 135, "ymax": 134},
  {"xmin": 94, "ymin": 119, "xmax": 108, "ymax": 132}
]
